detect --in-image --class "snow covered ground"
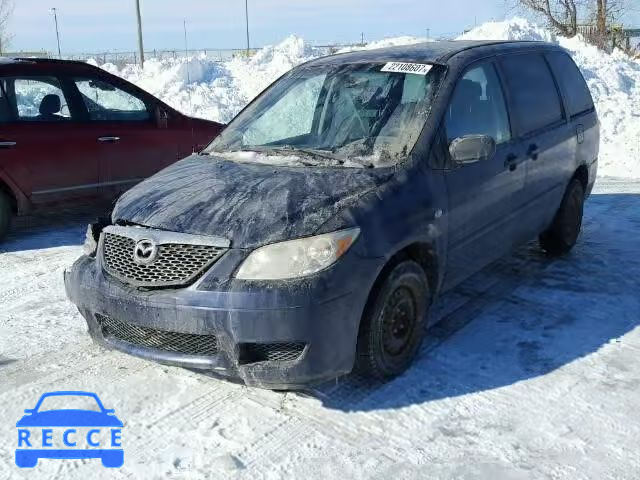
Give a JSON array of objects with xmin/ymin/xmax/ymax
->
[
  {"xmin": 1, "ymin": 178, "xmax": 639, "ymax": 479},
  {"xmin": 2, "ymin": 17, "xmax": 640, "ymax": 479}
]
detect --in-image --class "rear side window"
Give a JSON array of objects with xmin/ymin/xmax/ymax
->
[
  {"xmin": 12, "ymin": 77, "xmax": 72, "ymax": 121},
  {"xmin": 500, "ymin": 54, "xmax": 563, "ymax": 135},
  {"xmin": 545, "ymin": 51, "xmax": 594, "ymax": 117}
]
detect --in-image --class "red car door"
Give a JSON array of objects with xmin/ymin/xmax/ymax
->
[
  {"xmin": 0, "ymin": 75, "xmax": 100, "ymax": 207},
  {"xmin": 67, "ymin": 75, "xmax": 193, "ymax": 200}
]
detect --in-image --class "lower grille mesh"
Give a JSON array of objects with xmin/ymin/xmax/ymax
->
[
  {"xmin": 97, "ymin": 314, "xmax": 218, "ymax": 356},
  {"xmin": 239, "ymin": 342, "xmax": 306, "ymax": 364}
]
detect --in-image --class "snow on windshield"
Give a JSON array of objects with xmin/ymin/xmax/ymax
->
[{"xmin": 206, "ymin": 63, "xmax": 440, "ymax": 168}]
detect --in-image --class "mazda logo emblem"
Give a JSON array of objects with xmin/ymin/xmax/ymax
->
[{"xmin": 133, "ymin": 239, "xmax": 158, "ymax": 266}]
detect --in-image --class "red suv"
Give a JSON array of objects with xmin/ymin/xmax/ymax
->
[{"xmin": 0, "ymin": 58, "xmax": 223, "ymax": 239}]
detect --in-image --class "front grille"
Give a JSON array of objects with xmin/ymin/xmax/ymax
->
[
  {"xmin": 97, "ymin": 314, "xmax": 219, "ymax": 356},
  {"xmin": 102, "ymin": 232, "xmax": 226, "ymax": 288},
  {"xmin": 239, "ymin": 342, "xmax": 306, "ymax": 365}
]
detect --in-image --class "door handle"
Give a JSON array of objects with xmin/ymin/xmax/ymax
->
[
  {"xmin": 98, "ymin": 136, "xmax": 121, "ymax": 143},
  {"xmin": 527, "ymin": 144, "xmax": 539, "ymax": 161},
  {"xmin": 504, "ymin": 154, "xmax": 519, "ymax": 171},
  {"xmin": 0, "ymin": 141, "xmax": 17, "ymax": 148}
]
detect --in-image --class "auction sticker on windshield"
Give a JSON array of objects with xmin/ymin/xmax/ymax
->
[{"xmin": 381, "ymin": 62, "xmax": 433, "ymax": 75}]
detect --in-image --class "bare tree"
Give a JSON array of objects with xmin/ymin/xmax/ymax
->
[
  {"xmin": 0, "ymin": 0, "xmax": 14, "ymax": 54},
  {"xmin": 590, "ymin": 0, "xmax": 634, "ymax": 49},
  {"xmin": 518, "ymin": 0, "xmax": 582, "ymax": 36}
]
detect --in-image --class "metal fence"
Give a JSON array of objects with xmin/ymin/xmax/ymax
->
[{"xmin": 1, "ymin": 43, "xmax": 364, "ymax": 67}]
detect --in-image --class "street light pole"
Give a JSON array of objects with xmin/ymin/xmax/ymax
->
[
  {"xmin": 50, "ymin": 8, "xmax": 62, "ymax": 58},
  {"xmin": 245, "ymin": 0, "xmax": 250, "ymax": 55},
  {"xmin": 135, "ymin": 0, "xmax": 145, "ymax": 67}
]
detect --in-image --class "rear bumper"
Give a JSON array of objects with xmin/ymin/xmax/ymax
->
[{"xmin": 64, "ymin": 253, "xmax": 380, "ymax": 389}]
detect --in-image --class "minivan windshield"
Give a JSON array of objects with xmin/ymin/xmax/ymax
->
[{"xmin": 205, "ymin": 62, "xmax": 443, "ymax": 168}]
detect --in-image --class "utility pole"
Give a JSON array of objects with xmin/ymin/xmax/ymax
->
[
  {"xmin": 245, "ymin": 0, "xmax": 250, "ymax": 55},
  {"xmin": 135, "ymin": 0, "xmax": 145, "ymax": 67},
  {"xmin": 50, "ymin": 8, "xmax": 62, "ymax": 58}
]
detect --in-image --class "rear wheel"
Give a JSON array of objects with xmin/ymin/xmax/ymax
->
[
  {"xmin": 355, "ymin": 260, "xmax": 430, "ymax": 380},
  {"xmin": 539, "ymin": 178, "xmax": 585, "ymax": 256},
  {"xmin": 0, "ymin": 191, "xmax": 12, "ymax": 241}
]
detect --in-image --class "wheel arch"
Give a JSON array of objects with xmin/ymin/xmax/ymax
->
[
  {"xmin": 0, "ymin": 179, "xmax": 18, "ymax": 214},
  {"xmin": 364, "ymin": 242, "xmax": 439, "ymax": 315},
  {"xmin": 573, "ymin": 164, "xmax": 589, "ymax": 191},
  {"xmin": 0, "ymin": 172, "xmax": 29, "ymax": 214}
]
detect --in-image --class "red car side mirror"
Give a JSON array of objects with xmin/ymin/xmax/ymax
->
[{"xmin": 155, "ymin": 106, "xmax": 169, "ymax": 129}]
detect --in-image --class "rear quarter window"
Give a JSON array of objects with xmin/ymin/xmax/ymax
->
[
  {"xmin": 545, "ymin": 51, "xmax": 594, "ymax": 117},
  {"xmin": 500, "ymin": 53, "xmax": 564, "ymax": 135}
]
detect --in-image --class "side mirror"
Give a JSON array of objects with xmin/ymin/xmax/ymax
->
[
  {"xmin": 449, "ymin": 135, "xmax": 496, "ymax": 165},
  {"xmin": 155, "ymin": 106, "xmax": 169, "ymax": 129},
  {"xmin": 23, "ymin": 409, "xmax": 35, "ymax": 414}
]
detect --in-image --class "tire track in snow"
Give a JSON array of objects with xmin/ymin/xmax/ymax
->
[{"xmin": 121, "ymin": 381, "xmax": 248, "ymax": 476}]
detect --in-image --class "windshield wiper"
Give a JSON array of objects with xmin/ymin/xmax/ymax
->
[{"xmin": 244, "ymin": 145, "xmax": 345, "ymax": 164}]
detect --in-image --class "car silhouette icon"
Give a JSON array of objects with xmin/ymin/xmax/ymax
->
[{"xmin": 15, "ymin": 391, "xmax": 123, "ymax": 468}]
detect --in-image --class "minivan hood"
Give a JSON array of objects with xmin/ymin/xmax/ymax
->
[{"xmin": 112, "ymin": 155, "xmax": 391, "ymax": 248}]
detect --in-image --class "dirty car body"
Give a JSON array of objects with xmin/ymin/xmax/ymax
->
[{"xmin": 65, "ymin": 41, "xmax": 599, "ymax": 389}]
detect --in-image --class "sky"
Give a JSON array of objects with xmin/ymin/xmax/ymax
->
[
  {"xmin": 5, "ymin": 0, "xmax": 514, "ymax": 54},
  {"xmin": 5, "ymin": 0, "xmax": 640, "ymax": 55}
]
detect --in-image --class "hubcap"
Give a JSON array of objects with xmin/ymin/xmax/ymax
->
[{"xmin": 382, "ymin": 287, "xmax": 417, "ymax": 356}]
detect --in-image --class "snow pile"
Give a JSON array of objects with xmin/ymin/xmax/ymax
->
[
  {"xmin": 95, "ymin": 18, "xmax": 640, "ymax": 178},
  {"xmin": 459, "ymin": 18, "xmax": 640, "ymax": 179},
  {"xmin": 338, "ymin": 36, "xmax": 429, "ymax": 53},
  {"xmin": 559, "ymin": 37, "xmax": 640, "ymax": 178},
  {"xmin": 90, "ymin": 35, "xmax": 326, "ymax": 123},
  {"xmin": 457, "ymin": 17, "xmax": 555, "ymax": 43}
]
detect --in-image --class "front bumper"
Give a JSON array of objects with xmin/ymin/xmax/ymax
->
[{"xmin": 64, "ymin": 251, "xmax": 381, "ymax": 389}]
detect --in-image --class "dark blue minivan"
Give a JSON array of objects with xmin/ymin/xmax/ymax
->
[{"xmin": 65, "ymin": 40, "xmax": 599, "ymax": 389}]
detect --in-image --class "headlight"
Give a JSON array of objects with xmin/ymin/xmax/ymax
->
[
  {"xmin": 235, "ymin": 227, "xmax": 360, "ymax": 280},
  {"xmin": 82, "ymin": 224, "xmax": 99, "ymax": 257}
]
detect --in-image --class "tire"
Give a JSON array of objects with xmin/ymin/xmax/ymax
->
[
  {"xmin": 355, "ymin": 259, "xmax": 430, "ymax": 380},
  {"xmin": 0, "ymin": 191, "xmax": 12, "ymax": 242},
  {"xmin": 539, "ymin": 178, "xmax": 585, "ymax": 256}
]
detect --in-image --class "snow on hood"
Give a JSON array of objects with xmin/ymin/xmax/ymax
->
[
  {"xmin": 94, "ymin": 18, "xmax": 640, "ymax": 179},
  {"xmin": 111, "ymin": 155, "xmax": 390, "ymax": 249}
]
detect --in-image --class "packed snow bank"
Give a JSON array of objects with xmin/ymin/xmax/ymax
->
[
  {"xmin": 90, "ymin": 35, "xmax": 326, "ymax": 123},
  {"xmin": 94, "ymin": 19, "xmax": 640, "ymax": 178}
]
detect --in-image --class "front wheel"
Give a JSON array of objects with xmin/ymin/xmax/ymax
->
[
  {"xmin": 539, "ymin": 178, "xmax": 585, "ymax": 256},
  {"xmin": 355, "ymin": 260, "xmax": 430, "ymax": 380}
]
